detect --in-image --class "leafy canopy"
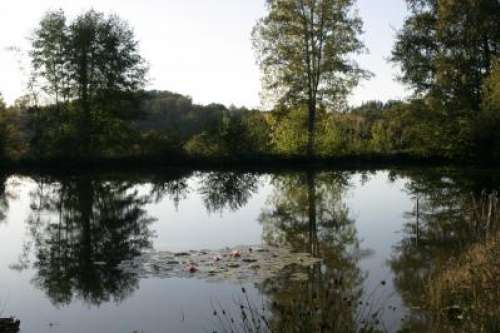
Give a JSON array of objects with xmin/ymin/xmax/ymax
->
[
  {"xmin": 392, "ymin": 0, "xmax": 500, "ymax": 110},
  {"xmin": 252, "ymin": 0, "xmax": 368, "ymax": 112}
]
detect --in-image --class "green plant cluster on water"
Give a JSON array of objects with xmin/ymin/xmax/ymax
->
[{"xmin": 0, "ymin": 0, "xmax": 499, "ymax": 165}]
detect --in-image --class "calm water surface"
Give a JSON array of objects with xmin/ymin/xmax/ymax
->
[{"xmin": 0, "ymin": 167, "xmax": 498, "ymax": 332}]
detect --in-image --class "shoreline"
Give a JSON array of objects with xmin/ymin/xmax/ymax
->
[{"xmin": 0, "ymin": 152, "xmax": 496, "ymax": 176}]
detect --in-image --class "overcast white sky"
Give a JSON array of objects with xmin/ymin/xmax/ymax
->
[{"xmin": 0, "ymin": 0, "xmax": 409, "ymax": 107}]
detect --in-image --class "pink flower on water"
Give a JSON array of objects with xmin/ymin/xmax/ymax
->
[{"xmin": 184, "ymin": 264, "xmax": 198, "ymax": 273}]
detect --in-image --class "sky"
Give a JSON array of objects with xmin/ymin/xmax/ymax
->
[{"xmin": 0, "ymin": 0, "xmax": 409, "ymax": 108}]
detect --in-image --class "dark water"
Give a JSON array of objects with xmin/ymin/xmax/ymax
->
[{"xmin": 0, "ymin": 167, "xmax": 498, "ymax": 333}]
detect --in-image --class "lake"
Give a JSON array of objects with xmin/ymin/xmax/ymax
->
[{"xmin": 0, "ymin": 166, "xmax": 498, "ymax": 332}]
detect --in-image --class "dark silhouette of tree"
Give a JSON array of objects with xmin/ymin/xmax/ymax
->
[
  {"xmin": 146, "ymin": 170, "xmax": 194, "ymax": 209},
  {"xmin": 0, "ymin": 173, "xmax": 11, "ymax": 224},
  {"xmin": 198, "ymin": 172, "xmax": 259, "ymax": 214},
  {"xmin": 30, "ymin": 9, "xmax": 147, "ymax": 158},
  {"xmin": 24, "ymin": 175, "xmax": 155, "ymax": 307},
  {"xmin": 392, "ymin": 0, "xmax": 500, "ymax": 111}
]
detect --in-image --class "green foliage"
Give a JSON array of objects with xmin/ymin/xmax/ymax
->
[
  {"xmin": 315, "ymin": 114, "xmax": 348, "ymax": 156},
  {"xmin": 252, "ymin": 0, "xmax": 366, "ymax": 110},
  {"xmin": 253, "ymin": 0, "xmax": 368, "ymax": 156},
  {"xmin": 31, "ymin": 10, "xmax": 69, "ymax": 101},
  {"xmin": 475, "ymin": 59, "xmax": 500, "ymax": 160},
  {"xmin": 184, "ymin": 133, "xmax": 226, "ymax": 158},
  {"xmin": 483, "ymin": 59, "xmax": 500, "ymax": 111},
  {"xmin": 370, "ymin": 121, "xmax": 392, "ymax": 153},
  {"xmin": 0, "ymin": 5, "xmax": 497, "ymax": 164},
  {"xmin": 0, "ymin": 94, "xmax": 25, "ymax": 161},
  {"xmin": 183, "ymin": 109, "xmax": 271, "ymax": 158},
  {"xmin": 240, "ymin": 111, "xmax": 273, "ymax": 154},
  {"xmin": 30, "ymin": 9, "xmax": 147, "ymax": 159},
  {"xmin": 316, "ymin": 113, "xmax": 369, "ymax": 156},
  {"xmin": 270, "ymin": 107, "xmax": 309, "ymax": 155},
  {"xmin": 389, "ymin": 0, "xmax": 500, "ymax": 160},
  {"xmin": 392, "ymin": 0, "xmax": 500, "ymax": 110}
]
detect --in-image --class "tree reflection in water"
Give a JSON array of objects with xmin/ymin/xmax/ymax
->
[
  {"xmin": 8, "ymin": 168, "xmax": 497, "ymax": 331},
  {"xmin": 10, "ymin": 170, "xmax": 261, "ymax": 308},
  {"xmin": 388, "ymin": 169, "xmax": 500, "ymax": 331},
  {"xmin": 256, "ymin": 171, "xmax": 373, "ymax": 332},
  {"xmin": 198, "ymin": 172, "xmax": 259, "ymax": 214},
  {"xmin": 0, "ymin": 174, "xmax": 8, "ymax": 224},
  {"xmin": 0, "ymin": 173, "xmax": 17, "ymax": 224},
  {"xmin": 147, "ymin": 170, "xmax": 193, "ymax": 209},
  {"xmin": 23, "ymin": 175, "xmax": 156, "ymax": 306}
]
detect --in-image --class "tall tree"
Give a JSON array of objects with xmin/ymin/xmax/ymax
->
[
  {"xmin": 31, "ymin": 10, "xmax": 70, "ymax": 105},
  {"xmin": 30, "ymin": 10, "xmax": 147, "ymax": 158},
  {"xmin": 252, "ymin": 0, "xmax": 368, "ymax": 157},
  {"xmin": 392, "ymin": 0, "xmax": 500, "ymax": 111}
]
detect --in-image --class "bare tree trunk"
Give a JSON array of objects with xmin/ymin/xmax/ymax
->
[
  {"xmin": 78, "ymin": 177, "xmax": 94, "ymax": 279},
  {"xmin": 307, "ymin": 102, "xmax": 316, "ymax": 158},
  {"xmin": 307, "ymin": 170, "xmax": 318, "ymax": 256}
]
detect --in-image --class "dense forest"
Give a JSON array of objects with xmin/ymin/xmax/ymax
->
[{"xmin": 0, "ymin": 0, "xmax": 499, "ymax": 166}]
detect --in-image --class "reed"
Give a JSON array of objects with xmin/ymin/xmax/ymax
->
[
  {"xmin": 426, "ymin": 192, "xmax": 500, "ymax": 332},
  {"xmin": 209, "ymin": 286, "xmax": 387, "ymax": 333}
]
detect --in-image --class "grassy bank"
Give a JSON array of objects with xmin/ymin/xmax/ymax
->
[{"xmin": 425, "ymin": 193, "xmax": 500, "ymax": 332}]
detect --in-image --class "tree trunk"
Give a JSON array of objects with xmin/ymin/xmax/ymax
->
[
  {"xmin": 307, "ymin": 170, "xmax": 318, "ymax": 256},
  {"xmin": 307, "ymin": 102, "xmax": 316, "ymax": 158},
  {"xmin": 483, "ymin": 34, "xmax": 491, "ymax": 76},
  {"xmin": 81, "ymin": 100, "xmax": 92, "ymax": 159},
  {"xmin": 78, "ymin": 177, "xmax": 94, "ymax": 275},
  {"xmin": 78, "ymin": 48, "xmax": 92, "ymax": 160}
]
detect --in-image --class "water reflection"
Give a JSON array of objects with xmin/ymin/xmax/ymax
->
[
  {"xmin": 257, "ymin": 171, "xmax": 370, "ymax": 332},
  {"xmin": 0, "ymin": 175, "xmax": 8, "ymax": 224},
  {"xmin": 8, "ymin": 171, "xmax": 263, "ymax": 309},
  {"xmin": 147, "ymin": 170, "xmax": 193, "ymax": 208},
  {"xmin": 199, "ymin": 172, "xmax": 259, "ymax": 214},
  {"xmin": 0, "ymin": 173, "xmax": 15, "ymax": 224},
  {"xmin": 2, "ymin": 168, "xmax": 499, "ymax": 332},
  {"xmin": 389, "ymin": 169, "xmax": 500, "ymax": 331},
  {"xmin": 22, "ymin": 176, "xmax": 156, "ymax": 306}
]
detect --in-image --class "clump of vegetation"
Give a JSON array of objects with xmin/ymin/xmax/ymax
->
[
  {"xmin": 427, "ymin": 234, "xmax": 500, "ymax": 332},
  {"xmin": 210, "ymin": 287, "xmax": 385, "ymax": 333},
  {"xmin": 425, "ymin": 192, "xmax": 500, "ymax": 332},
  {"xmin": 0, "ymin": 95, "xmax": 24, "ymax": 162}
]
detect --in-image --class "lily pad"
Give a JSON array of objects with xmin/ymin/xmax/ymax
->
[{"xmin": 118, "ymin": 245, "xmax": 321, "ymax": 283}]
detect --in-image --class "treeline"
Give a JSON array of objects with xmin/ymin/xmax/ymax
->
[
  {"xmin": 0, "ymin": 90, "xmax": 272, "ymax": 162},
  {"xmin": 0, "ymin": 1, "xmax": 499, "ymax": 166},
  {"xmin": 2, "ymin": 83, "xmax": 499, "ymax": 164}
]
